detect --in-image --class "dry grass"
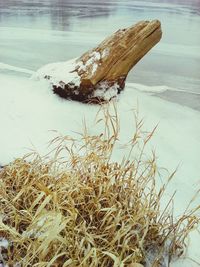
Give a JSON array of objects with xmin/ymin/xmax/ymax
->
[{"xmin": 0, "ymin": 105, "xmax": 199, "ymax": 267}]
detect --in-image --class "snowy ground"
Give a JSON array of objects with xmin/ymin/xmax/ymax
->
[{"xmin": 0, "ymin": 65, "xmax": 200, "ymax": 266}]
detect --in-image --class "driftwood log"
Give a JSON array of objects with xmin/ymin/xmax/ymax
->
[{"xmin": 35, "ymin": 20, "xmax": 162, "ymax": 103}]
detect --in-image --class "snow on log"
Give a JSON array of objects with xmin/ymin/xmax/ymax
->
[{"xmin": 34, "ymin": 20, "xmax": 162, "ymax": 103}]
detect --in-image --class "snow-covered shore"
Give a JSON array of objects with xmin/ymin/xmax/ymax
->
[{"xmin": 0, "ymin": 67, "xmax": 200, "ymax": 266}]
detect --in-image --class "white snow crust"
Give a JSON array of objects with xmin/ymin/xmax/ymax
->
[
  {"xmin": 33, "ymin": 53, "xmax": 102, "ymax": 88},
  {"xmin": 93, "ymin": 81, "xmax": 120, "ymax": 100},
  {"xmin": 32, "ymin": 58, "xmax": 81, "ymax": 88},
  {"xmin": 77, "ymin": 51, "xmax": 101, "ymax": 76}
]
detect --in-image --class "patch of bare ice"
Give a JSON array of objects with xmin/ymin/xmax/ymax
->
[{"xmin": 0, "ymin": 63, "xmax": 34, "ymax": 75}]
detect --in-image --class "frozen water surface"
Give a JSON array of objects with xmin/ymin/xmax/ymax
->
[{"xmin": 0, "ymin": 0, "xmax": 200, "ymax": 109}]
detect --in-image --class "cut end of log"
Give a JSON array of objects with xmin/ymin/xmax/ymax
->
[{"xmin": 34, "ymin": 20, "xmax": 162, "ymax": 103}]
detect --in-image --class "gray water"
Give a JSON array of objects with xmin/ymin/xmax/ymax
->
[{"xmin": 0, "ymin": 0, "xmax": 200, "ymax": 109}]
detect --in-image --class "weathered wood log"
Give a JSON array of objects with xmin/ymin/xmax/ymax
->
[{"xmin": 35, "ymin": 20, "xmax": 162, "ymax": 103}]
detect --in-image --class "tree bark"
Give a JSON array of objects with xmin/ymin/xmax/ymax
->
[{"xmin": 35, "ymin": 20, "xmax": 162, "ymax": 103}]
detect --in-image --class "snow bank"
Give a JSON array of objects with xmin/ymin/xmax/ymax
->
[
  {"xmin": 33, "ymin": 52, "xmax": 103, "ymax": 86},
  {"xmin": 32, "ymin": 58, "xmax": 81, "ymax": 87}
]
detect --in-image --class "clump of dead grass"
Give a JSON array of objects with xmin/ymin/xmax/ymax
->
[{"xmin": 0, "ymin": 105, "xmax": 199, "ymax": 267}]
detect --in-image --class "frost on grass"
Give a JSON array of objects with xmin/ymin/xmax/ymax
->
[{"xmin": 0, "ymin": 106, "xmax": 199, "ymax": 267}]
